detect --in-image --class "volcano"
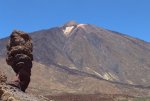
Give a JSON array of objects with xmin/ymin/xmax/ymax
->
[{"xmin": 0, "ymin": 21, "xmax": 150, "ymax": 97}]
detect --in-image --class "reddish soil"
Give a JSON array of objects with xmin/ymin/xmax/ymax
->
[{"xmin": 46, "ymin": 93, "xmax": 132, "ymax": 101}]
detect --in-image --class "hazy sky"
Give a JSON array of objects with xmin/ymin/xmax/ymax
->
[{"xmin": 0, "ymin": 0, "xmax": 150, "ymax": 42}]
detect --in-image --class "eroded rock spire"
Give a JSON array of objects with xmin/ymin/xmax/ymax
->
[{"xmin": 6, "ymin": 30, "xmax": 33, "ymax": 92}]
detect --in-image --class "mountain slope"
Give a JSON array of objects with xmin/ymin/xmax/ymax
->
[
  {"xmin": 31, "ymin": 21, "xmax": 150, "ymax": 86},
  {"xmin": 0, "ymin": 21, "xmax": 150, "ymax": 96}
]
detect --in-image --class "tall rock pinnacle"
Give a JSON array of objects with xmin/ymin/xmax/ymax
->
[{"xmin": 6, "ymin": 30, "xmax": 33, "ymax": 92}]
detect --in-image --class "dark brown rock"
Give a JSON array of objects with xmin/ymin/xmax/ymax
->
[{"xmin": 6, "ymin": 30, "xmax": 33, "ymax": 92}]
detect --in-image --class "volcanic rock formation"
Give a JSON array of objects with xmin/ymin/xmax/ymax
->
[{"xmin": 6, "ymin": 30, "xmax": 33, "ymax": 92}]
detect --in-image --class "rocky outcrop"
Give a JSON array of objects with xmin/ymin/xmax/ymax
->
[
  {"xmin": 6, "ymin": 30, "xmax": 33, "ymax": 92},
  {"xmin": 0, "ymin": 85, "xmax": 49, "ymax": 101},
  {"xmin": 0, "ymin": 71, "xmax": 49, "ymax": 101}
]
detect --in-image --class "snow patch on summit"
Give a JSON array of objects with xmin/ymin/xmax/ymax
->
[
  {"xmin": 62, "ymin": 24, "xmax": 87, "ymax": 36},
  {"xmin": 63, "ymin": 26, "xmax": 74, "ymax": 36},
  {"xmin": 77, "ymin": 24, "xmax": 86, "ymax": 29}
]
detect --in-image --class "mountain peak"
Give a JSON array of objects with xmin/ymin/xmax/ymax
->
[
  {"xmin": 63, "ymin": 21, "xmax": 79, "ymax": 27},
  {"xmin": 62, "ymin": 21, "xmax": 79, "ymax": 36}
]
